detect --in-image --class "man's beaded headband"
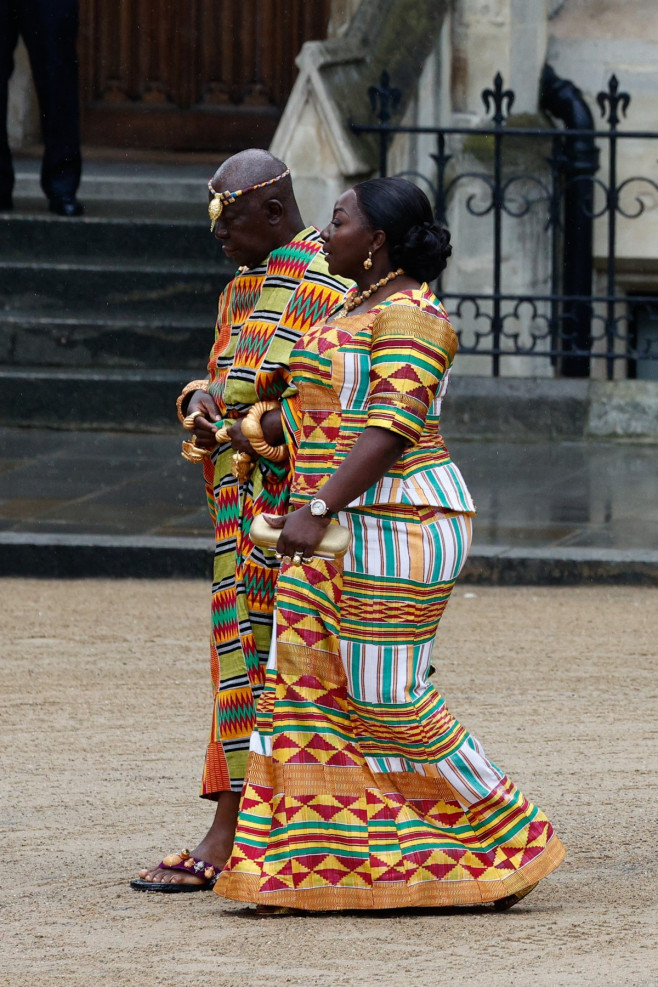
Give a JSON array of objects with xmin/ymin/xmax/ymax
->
[{"xmin": 207, "ymin": 168, "xmax": 290, "ymax": 231}]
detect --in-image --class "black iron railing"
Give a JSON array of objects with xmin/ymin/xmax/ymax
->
[{"xmin": 350, "ymin": 70, "xmax": 658, "ymax": 379}]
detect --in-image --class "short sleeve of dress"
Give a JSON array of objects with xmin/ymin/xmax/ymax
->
[{"xmin": 366, "ymin": 301, "xmax": 458, "ymax": 445}]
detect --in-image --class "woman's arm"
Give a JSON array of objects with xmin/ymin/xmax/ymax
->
[
  {"xmin": 268, "ymin": 302, "xmax": 456, "ymax": 557},
  {"xmin": 264, "ymin": 425, "xmax": 406, "ymax": 558}
]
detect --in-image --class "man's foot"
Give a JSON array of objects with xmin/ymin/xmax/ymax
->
[
  {"xmin": 48, "ymin": 195, "xmax": 84, "ymax": 217},
  {"xmin": 131, "ymin": 791, "xmax": 240, "ymax": 892},
  {"xmin": 130, "ymin": 849, "xmax": 219, "ymax": 893}
]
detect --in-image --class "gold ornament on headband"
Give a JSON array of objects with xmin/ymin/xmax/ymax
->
[{"xmin": 207, "ymin": 168, "xmax": 291, "ymax": 232}]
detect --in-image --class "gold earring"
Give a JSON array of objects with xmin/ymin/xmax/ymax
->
[{"xmin": 363, "ymin": 251, "xmax": 373, "ymax": 270}]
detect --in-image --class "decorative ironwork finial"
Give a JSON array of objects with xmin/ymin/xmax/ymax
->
[
  {"xmin": 482, "ymin": 73, "xmax": 515, "ymax": 126},
  {"xmin": 596, "ymin": 75, "xmax": 631, "ymax": 129},
  {"xmin": 368, "ymin": 70, "xmax": 401, "ymax": 125}
]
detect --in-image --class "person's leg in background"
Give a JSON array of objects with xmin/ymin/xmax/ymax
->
[{"xmin": 19, "ymin": 0, "xmax": 83, "ymax": 215}]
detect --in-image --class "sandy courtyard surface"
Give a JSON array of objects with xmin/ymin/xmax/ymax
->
[{"xmin": 0, "ymin": 579, "xmax": 656, "ymax": 987}]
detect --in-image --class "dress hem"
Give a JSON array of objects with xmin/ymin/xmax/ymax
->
[{"xmin": 214, "ymin": 835, "xmax": 566, "ymax": 911}]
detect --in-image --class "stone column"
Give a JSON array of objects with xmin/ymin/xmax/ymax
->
[{"xmin": 451, "ymin": 0, "xmax": 548, "ymax": 117}]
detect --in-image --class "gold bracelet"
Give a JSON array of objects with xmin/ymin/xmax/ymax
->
[
  {"xmin": 181, "ymin": 437, "xmax": 209, "ymax": 463},
  {"xmin": 176, "ymin": 379, "xmax": 209, "ymax": 426},
  {"xmin": 241, "ymin": 401, "xmax": 288, "ymax": 462}
]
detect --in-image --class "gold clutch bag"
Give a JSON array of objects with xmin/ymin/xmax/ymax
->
[{"xmin": 250, "ymin": 514, "xmax": 351, "ymax": 560}]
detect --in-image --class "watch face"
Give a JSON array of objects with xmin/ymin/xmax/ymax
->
[{"xmin": 310, "ymin": 498, "xmax": 327, "ymax": 516}]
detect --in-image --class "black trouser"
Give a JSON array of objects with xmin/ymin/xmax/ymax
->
[{"xmin": 0, "ymin": 0, "xmax": 81, "ymax": 201}]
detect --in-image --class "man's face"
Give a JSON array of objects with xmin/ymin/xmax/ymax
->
[{"xmin": 210, "ymin": 187, "xmax": 273, "ymax": 269}]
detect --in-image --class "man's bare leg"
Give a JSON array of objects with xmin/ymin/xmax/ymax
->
[{"xmin": 135, "ymin": 791, "xmax": 240, "ymax": 887}]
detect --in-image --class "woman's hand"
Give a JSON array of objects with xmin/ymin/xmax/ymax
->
[{"xmin": 263, "ymin": 508, "xmax": 331, "ymax": 560}]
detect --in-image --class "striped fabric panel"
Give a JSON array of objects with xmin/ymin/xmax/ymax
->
[
  {"xmin": 340, "ymin": 573, "xmax": 455, "ymax": 645},
  {"xmin": 208, "ymin": 228, "xmax": 348, "ymax": 411},
  {"xmin": 348, "ymin": 689, "xmax": 468, "ymax": 762},
  {"xmin": 366, "ymin": 306, "xmax": 456, "ymax": 444},
  {"xmin": 200, "ymin": 229, "xmax": 348, "ymax": 796}
]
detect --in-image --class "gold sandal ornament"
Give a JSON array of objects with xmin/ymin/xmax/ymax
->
[{"xmin": 159, "ymin": 849, "xmax": 217, "ymax": 883}]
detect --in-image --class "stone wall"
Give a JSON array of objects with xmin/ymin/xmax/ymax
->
[
  {"xmin": 386, "ymin": 0, "xmax": 553, "ymax": 376},
  {"xmin": 271, "ymin": 0, "xmax": 451, "ymax": 228}
]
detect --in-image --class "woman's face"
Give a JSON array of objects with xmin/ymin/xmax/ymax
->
[{"xmin": 320, "ymin": 189, "xmax": 374, "ymax": 280}]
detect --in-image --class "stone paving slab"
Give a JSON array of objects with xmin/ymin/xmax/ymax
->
[{"xmin": 0, "ymin": 427, "xmax": 656, "ymax": 582}]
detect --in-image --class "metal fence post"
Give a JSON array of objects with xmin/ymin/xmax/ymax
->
[
  {"xmin": 482, "ymin": 74, "xmax": 514, "ymax": 377},
  {"xmin": 598, "ymin": 76, "xmax": 631, "ymax": 380}
]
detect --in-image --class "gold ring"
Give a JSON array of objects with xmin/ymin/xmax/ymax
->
[
  {"xmin": 275, "ymin": 552, "xmax": 283, "ymax": 560},
  {"xmin": 302, "ymin": 556, "xmax": 313, "ymax": 563},
  {"xmin": 292, "ymin": 551, "xmax": 303, "ymax": 565},
  {"xmin": 183, "ymin": 410, "xmax": 205, "ymax": 431}
]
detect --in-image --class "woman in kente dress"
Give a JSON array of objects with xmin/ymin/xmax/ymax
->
[{"xmin": 214, "ymin": 178, "xmax": 565, "ymax": 912}]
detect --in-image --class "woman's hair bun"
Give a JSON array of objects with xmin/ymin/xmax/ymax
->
[
  {"xmin": 393, "ymin": 221, "xmax": 452, "ymax": 282},
  {"xmin": 353, "ymin": 177, "xmax": 452, "ymax": 282}
]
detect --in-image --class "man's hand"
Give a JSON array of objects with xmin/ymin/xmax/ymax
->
[
  {"xmin": 226, "ymin": 418, "xmax": 257, "ymax": 458},
  {"xmin": 186, "ymin": 390, "xmax": 221, "ymax": 450}
]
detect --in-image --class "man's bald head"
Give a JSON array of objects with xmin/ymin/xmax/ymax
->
[
  {"xmin": 208, "ymin": 149, "xmax": 304, "ymax": 268},
  {"xmin": 212, "ymin": 150, "xmax": 293, "ymax": 204}
]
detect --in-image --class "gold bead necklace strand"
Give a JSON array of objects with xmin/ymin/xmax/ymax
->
[{"xmin": 340, "ymin": 268, "xmax": 405, "ymax": 315}]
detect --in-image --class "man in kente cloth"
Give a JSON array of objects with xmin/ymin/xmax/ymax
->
[{"xmin": 131, "ymin": 149, "xmax": 349, "ymax": 891}]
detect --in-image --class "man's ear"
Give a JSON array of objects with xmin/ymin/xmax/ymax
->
[{"xmin": 264, "ymin": 198, "xmax": 284, "ymax": 226}]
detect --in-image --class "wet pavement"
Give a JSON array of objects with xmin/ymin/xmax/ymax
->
[{"xmin": 0, "ymin": 427, "xmax": 656, "ymax": 582}]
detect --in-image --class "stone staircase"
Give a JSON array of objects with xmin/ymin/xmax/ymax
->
[{"xmin": 0, "ymin": 158, "xmax": 234, "ymax": 429}]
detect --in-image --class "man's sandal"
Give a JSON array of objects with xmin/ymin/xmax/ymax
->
[{"xmin": 130, "ymin": 849, "xmax": 218, "ymax": 893}]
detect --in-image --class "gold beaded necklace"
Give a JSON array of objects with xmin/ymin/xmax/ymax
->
[{"xmin": 339, "ymin": 268, "xmax": 405, "ymax": 316}]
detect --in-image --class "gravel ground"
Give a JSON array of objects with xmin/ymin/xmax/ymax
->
[{"xmin": 1, "ymin": 579, "xmax": 656, "ymax": 987}]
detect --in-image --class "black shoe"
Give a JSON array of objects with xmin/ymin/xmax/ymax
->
[
  {"xmin": 49, "ymin": 196, "xmax": 84, "ymax": 217},
  {"xmin": 0, "ymin": 195, "xmax": 12, "ymax": 211}
]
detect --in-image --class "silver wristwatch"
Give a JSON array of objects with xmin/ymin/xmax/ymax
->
[{"xmin": 309, "ymin": 497, "xmax": 331, "ymax": 518}]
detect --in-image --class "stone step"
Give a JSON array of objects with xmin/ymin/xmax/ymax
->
[
  {"xmin": 0, "ymin": 313, "xmax": 215, "ymax": 369},
  {"xmin": 2, "ymin": 163, "xmax": 230, "ymax": 420},
  {"xmin": 0, "ymin": 198, "xmax": 232, "ymax": 373},
  {"xmin": 0, "ymin": 258, "xmax": 226, "ymax": 314},
  {"xmin": 0, "ymin": 211, "xmax": 223, "ymax": 263},
  {"xmin": 12, "ymin": 156, "xmax": 218, "ymax": 205},
  {"xmin": 2, "ymin": 532, "xmax": 656, "ymax": 584},
  {"xmin": 0, "ymin": 367, "xmax": 196, "ymax": 429}
]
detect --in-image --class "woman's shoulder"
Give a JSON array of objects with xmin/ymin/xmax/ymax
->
[
  {"xmin": 375, "ymin": 283, "xmax": 447, "ymax": 315},
  {"xmin": 371, "ymin": 284, "xmax": 457, "ymax": 355}
]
